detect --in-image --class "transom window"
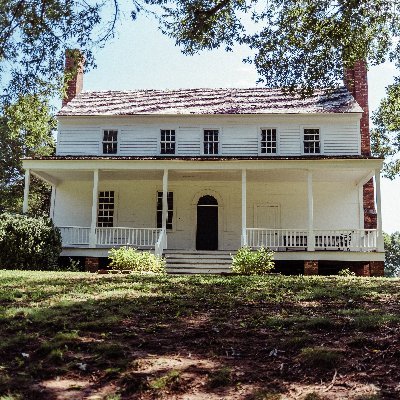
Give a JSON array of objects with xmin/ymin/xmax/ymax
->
[
  {"xmin": 261, "ymin": 128, "xmax": 277, "ymax": 154},
  {"xmin": 103, "ymin": 129, "xmax": 118, "ymax": 154},
  {"xmin": 157, "ymin": 192, "xmax": 173, "ymax": 230},
  {"xmin": 203, "ymin": 129, "xmax": 219, "ymax": 155},
  {"xmin": 303, "ymin": 128, "xmax": 320, "ymax": 154},
  {"xmin": 160, "ymin": 129, "xmax": 176, "ymax": 155},
  {"xmin": 97, "ymin": 191, "xmax": 115, "ymax": 227}
]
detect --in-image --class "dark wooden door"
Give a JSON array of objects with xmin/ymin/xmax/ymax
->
[{"xmin": 196, "ymin": 196, "xmax": 218, "ymax": 250}]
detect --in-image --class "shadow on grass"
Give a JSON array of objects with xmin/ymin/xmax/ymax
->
[{"xmin": 0, "ymin": 272, "xmax": 400, "ymax": 399}]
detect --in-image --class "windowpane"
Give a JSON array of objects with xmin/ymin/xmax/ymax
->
[
  {"xmin": 160, "ymin": 129, "xmax": 176, "ymax": 154},
  {"xmin": 103, "ymin": 130, "xmax": 118, "ymax": 154},
  {"xmin": 97, "ymin": 191, "xmax": 114, "ymax": 227},
  {"xmin": 203, "ymin": 130, "xmax": 219, "ymax": 155},
  {"xmin": 261, "ymin": 128, "xmax": 277, "ymax": 154},
  {"xmin": 303, "ymin": 128, "xmax": 320, "ymax": 154},
  {"xmin": 157, "ymin": 191, "xmax": 173, "ymax": 230}
]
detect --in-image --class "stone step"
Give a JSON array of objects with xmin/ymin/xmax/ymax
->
[
  {"xmin": 166, "ymin": 256, "xmax": 232, "ymax": 263},
  {"xmin": 167, "ymin": 267, "xmax": 232, "ymax": 274}
]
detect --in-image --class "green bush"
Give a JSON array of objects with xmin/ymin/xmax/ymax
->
[
  {"xmin": 338, "ymin": 268, "xmax": 356, "ymax": 277},
  {"xmin": 0, "ymin": 213, "xmax": 62, "ymax": 270},
  {"xmin": 232, "ymin": 246, "xmax": 274, "ymax": 275},
  {"xmin": 108, "ymin": 246, "xmax": 166, "ymax": 273}
]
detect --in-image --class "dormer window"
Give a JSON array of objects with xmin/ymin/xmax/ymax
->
[
  {"xmin": 160, "ymin": 130, "xmax": 176, "ymax": 154},
  {"xmin": 204, "ymin": 129, "xmax": 219, "ymax": 155},
  {"xmin": 261, "ymin": 128, "xmax": 277, "ymax": 154},
  {"xmin": 303, "ymin": 128, "xmax": 320, "ymax": 154},
  {"xmin": 103, "ymin": 129, "xmax": 118, "ymax": 154}
]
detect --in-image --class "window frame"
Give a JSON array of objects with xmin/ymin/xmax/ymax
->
[
  {"xmin": 302, "ymin": 126, "xmax": 322, "ymax": 155},
  {"xmin": 202, "ymin": 128, "xmax": 220, "ymax": 156},
  {"xmin": 97, "ymin": 190, "xmax": 116, "ymax": 227},
  {"xmin": 259, "ymin": 127, "xmax": 278, "ymax": 156},
  {"xmin": 159, "ymin": 129, "xmax": 177, "ymax": 155},
  {"xmin": 101, "ymin": 128, "xmax": 119, "ymax": 155},
  {"xmin": 156, "ymin": 191, "xmax": 175, "ymax": 231}
]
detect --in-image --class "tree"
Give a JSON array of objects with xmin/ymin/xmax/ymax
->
[
  {"xmin": 0, "ymin": 95, "xmax": 55, "ymax": 214},
  {"xmin": 371, "ymin": 79, "xmax": 400, "ymax": 179},
  {"xmin": 1, "ymin": 0, "xmax": 400, "ymax": 102},
  {"xmin": 383, "ymin": 232, "xmax": 400, "ymax": 277}
]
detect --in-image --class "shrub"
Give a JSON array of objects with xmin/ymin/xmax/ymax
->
[
  {"xmin": 232, "ymin": 246, "xmax": 274, "ymax": 275},
  {"xmin": 108, "ymin": 246, "xmax": 166, "ymax": 273},
  {"xmin": 338, "ymin": 268, "xmax": 356, "ymax": 277},
  {"xmin": 0, "ymin": 213, "xmax": 61, "ymax": 270}
]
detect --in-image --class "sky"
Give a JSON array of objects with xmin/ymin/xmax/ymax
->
[{"xmin": 77, "ymin": 11, "xmax": 400, "ymax": 233}]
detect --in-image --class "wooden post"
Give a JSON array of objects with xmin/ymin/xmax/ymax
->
[
  {"xmin": 89, "ymin": 169, "xmax": 99, "ymax": 248},
  {"xmin": 241, "ymin": 169, "xmax": 247, "ymax": 246},
  {"xmin": 375, "ymin": 169, "xmax": 384, "ymax": 252},
  {"xmin": 162, "ymin": 169, "xmax": 168, "ymax": 232},
  {"xmin": 22, "ymin": 169, "xmax": 31, "ymax": 213},
  {"xmin": 307, "ymin": 171, "xmax": 315, "ymax": 251}
]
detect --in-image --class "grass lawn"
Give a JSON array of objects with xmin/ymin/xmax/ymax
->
[{"xmin": 0, "ymin": 271, "xmax": 400, "ymax": 400}]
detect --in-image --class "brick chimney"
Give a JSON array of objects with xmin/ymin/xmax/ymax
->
[
  {"xmin": 344, "ymin": 60, "xmax": 376, "ymax": 229},
  {"xmin": 62, "ymin": 49, "xmax": 84, "ymax": 107}
]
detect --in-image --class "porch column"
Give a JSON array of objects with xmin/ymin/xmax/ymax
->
[
  {"xmin": 22, "ymin": 169, "xmax": 31, "ymax": 213},
  {"xmin": 241, "ymin": 169, "xmax": 247, "ymax": 246},
  {"xmin": 89, "ymin": 169, "xmax": 99, "ymax": 248},
  {"xmin": 307, "ymin": 171, "xmax": 315, "ymax": 251},
  {"xmin": 162, "ymin": 169, "xmax": 169, "ymax": 232},
  {"xmin": 375, "ymin": 169, "xmax": 384, "ymax": 252}
]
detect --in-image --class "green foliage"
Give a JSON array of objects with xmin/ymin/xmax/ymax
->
[
  {"xmin": 207, "ymin": 367, "xmax": 232, "ymax": 388},
  {"xmin": 0, "ymin": 213, "xmax": 62, "ymax": 270},
  {"xmin": 299, "ymin": 347, "xmax": 342, "ymax": 370},
  {"xmin": 0, "ymin": 95, "xmax": 55, "ymax": 215},
  {"xmin": 232, "ymin": 246, "xmax": 274, "ymax": 275},
  {"xmin": 338, "ymin": 268, "xmax": 356, "ymax": 277},
  {"xmin": 108, "ymin": 247, "xmax": 166, "ymax": 273},
  {"xmin": 371, "ymin": 78, "xmax": 400, "ymax": 179},
  {"xmin": 383, "ymin": 231, "xmax": 400, "ymax": 277},
  {"xmin": 162, "ymin": 0, "xmax": 400, "ymax": 95},
  {"xmin": 149, "ymin": 370, "xmax": 181, "ymax": 390}
]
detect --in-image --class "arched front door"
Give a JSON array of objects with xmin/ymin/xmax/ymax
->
[{"xmin": 196, "ymin": 195, "xmax": 218, "ymax": 250}]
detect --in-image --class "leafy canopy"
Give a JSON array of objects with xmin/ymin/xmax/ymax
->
[
  {"xmin": 383, "ymin": 231, "xmax": 400, "ymax": 277},
  {"xmin": 1, "ymin": 0, "xmax": 400, "ymax": 101},
  {"xmin": 371, "ymin": 78, "xmax": 400, "ymax": 179}
]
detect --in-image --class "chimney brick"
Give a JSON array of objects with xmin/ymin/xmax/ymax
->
[
  {"xmin": 344, "ymin": 61, "xmax": 376, "ymax": 229},
  {"xmin": 62, "ymin": 49, "xmax": 84, "ymax": 107}
]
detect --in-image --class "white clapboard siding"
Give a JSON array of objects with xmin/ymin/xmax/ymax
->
[
  {"xmin": 221, "ymin": 126, "xmax": 258, "ymax": 155},
  {"xmin": 279, "ymin": 126, "xmax": 302, "ymax": 155},
  {"xmin": 57, "ymin": 127, "xmax": 100, "ymax": 155},
  {"xmin": 177, "ymin": 127, "xmax": 201, "ymax": 155},
  {"xmin": 323, "ymin": 125, "xmax": 360, "ymax": 155},
  {"xmin": 119, "ymin": 127, "xmax": 158, "ymax": 155}
]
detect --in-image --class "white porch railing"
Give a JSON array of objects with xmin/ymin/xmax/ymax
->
[
  {"xmin": 96, "ymin": 227, "xmax": 161, "ymax": 247},
  {"xmin": 59, "ymin": 226, "xmax": 162, "ymax": 249},
  {"xmin": 246, "ymin": 228, "xmax": 378, "ymax": 252},
  {"xmin": 60, "ymin": 226, "xmax": 91, "ymax": 246}
]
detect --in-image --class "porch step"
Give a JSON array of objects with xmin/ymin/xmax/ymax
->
[{"xmin": 164, "ymin": 250, "xmax": 234, "ymax": 274}]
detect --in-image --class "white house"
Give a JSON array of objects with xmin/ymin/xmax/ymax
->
[{"xmin": 22, "ymin": 55, "xmax": 385, "ymax": 275}]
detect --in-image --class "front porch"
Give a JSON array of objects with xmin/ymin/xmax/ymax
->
[{"xmin": 22, "ymin": 157, "xmax": 385, "ymax": 265}]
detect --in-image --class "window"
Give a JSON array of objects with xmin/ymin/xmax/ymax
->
[
  {"xmin": 160, "ymin": 129, "xmax": 176, "ymax": 154},
  {"xmin": 303, "ymin": 128, "xmax": 320, "ymax": 154},
  {"xmin": 261, "ymin": 128, "xmax": 277, "ymax": 154},
  {"xmin": 157, "ymin": 192, "xmax": 173, "ymax": 230},
  {"xmin": 97, "ymin": 191, "xmax": 115, "ymax": 227},
  {"xmin": 103, "ymin": 129, "xmax": 118, "ymax": 154},
  {"xmin": 203, "ymin": 129, "xmax": 219, "ymax": 155}
]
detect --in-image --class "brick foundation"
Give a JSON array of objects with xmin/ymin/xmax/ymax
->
[
  {"xmin": 85, "ymin": 257, "xmax": 99, "ymax": 272},
  {"xmin": 369, "ymin": 261, "xmax": 385, "ymax": 277},
  {"xmin": 304, "ymin": 260, "xmax": 318, "ymax": 275},
  {"xmin": 352, "ymin": 263, "xmax": 371, "ymax": 277}
]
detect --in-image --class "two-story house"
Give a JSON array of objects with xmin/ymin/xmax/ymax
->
[{"xmin": 22, "ymin": 53, "xmax": 385, "ymax": 275}]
